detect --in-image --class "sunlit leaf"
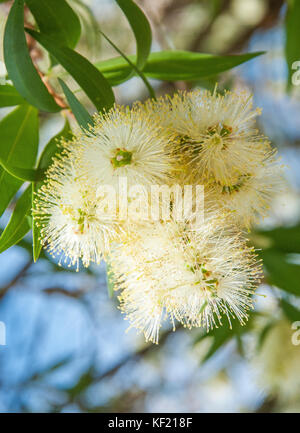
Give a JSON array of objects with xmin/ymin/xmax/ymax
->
[
  {"xmin": 26, "ymin": 0, "xmax": 81, "ymax": 48},
  {"xmin": 96, "ymin": 51, "xmax": 265, "ymax": 85},
  {"xmin": 4, "ymin": 0, "xmax": 60, "ymax": 112},
  {"xmin": 0, "ymin": 186, "xmax": 31, "ymax": 254},
  {"xmin": 26, "ymin": 29, "xmax": 115, "ymax": 112},
  {"xmin": 0, "ymin": 104, "xmax": 39, "ymax": 217}
]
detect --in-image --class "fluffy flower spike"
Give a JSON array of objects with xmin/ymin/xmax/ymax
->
[{"xmin": 33, "ymin": 155, "xmax": 121, "ymax": 270}]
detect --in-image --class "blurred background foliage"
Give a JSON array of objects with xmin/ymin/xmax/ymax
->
[{"xmin": 0, "ymin": 0, "xmax": 300, "ymax": 413}]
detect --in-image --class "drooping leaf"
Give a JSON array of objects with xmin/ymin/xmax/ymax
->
[
  {"xmin": 0, "ymin": 104, "xmax": 39, "ymax": 217},
  {"xmin": 3, "ymin": 0, "xmax": 60, "ymax": 112},
  {"xmin": 261, "ymin": 249, "xmax": 300, "ymax": 296},
  {"xmin": 0, "ymin": 186, "xmax": 32, "ymax": 254},
  {"xmin": 58, "ymin": 79, "xmax": 93, "ymax": 130},
  {"xmin": 25, "ymin": 0, "xmax": 81, "ymax": 48},
  {"xmin": 26, "ymin": 29, "xmax": 115, "ymax": 112},
  {"xmin": 0, "ymin": 84, "xmax": 26, "ymax": 107},
  {"xmin": 285, "ymin": 0, "xmax": 300, "ymax": 90},
  {"xmin": 32, "ymin": 119, "xmax": 72, "ymax": 262},
  {"xmin": 96, "ymin": 51, "xmax": 265, "ymax": 85},
  {"xmin": 115, "ymin": 0, "xmax": 152, "ymax": 70}
]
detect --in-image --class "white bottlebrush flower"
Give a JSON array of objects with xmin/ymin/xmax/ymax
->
[
  {"xmin": 33, "ymin": 155, "xmax": 121, "ymax": 269},
  {"xmin": 254, "ymin": 319, "xmax": 300, "ymax": 401},
  {"xmin": 146, "ymin": 88, "xmax": 267, "ymax": 186},
  {"xmin": 109, "ymin": 216, "xmax": 262, "ymax": 343},
  {"xmin": 70, "ymin": 103, "xmax": 176, "ymax": 190},
  {"xmin": 207, "ymin": 150, "xmax": 285, "ymax": 228}
]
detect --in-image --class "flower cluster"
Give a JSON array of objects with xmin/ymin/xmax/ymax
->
[{"xmin": 34, "ymin": 88, "xmax": 284, "ymax": 343}]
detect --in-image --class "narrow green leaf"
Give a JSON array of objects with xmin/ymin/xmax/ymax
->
[
  {"xmin": 96, "ymin": 51, "xmax": 265, "ymax": 85},
  {"xmin": 115, "ymin": 0, "xmax": 152, "ymax": 70},
  {"xmin": 26, "ymin": 29, "xmax": 115, "ymax": 112},
  {"xmin": 4, "ymin": 0, "xmax": 60, "ymax": 112},
  {"xmin": 32, "ymin": 119, "xmax": 72, "ymax": 262},
  {"xmin": 285, "ymin": 0, "xmax": 300, "ymax": 90},
  {"xmin": 0, "ymin": 104, "xmax": 39, "ymax": 217},
  {"xmin": 281, "ymin": 299, "xmax": 300, "ymax": 323},
  {"xmin": 0, "ymin": 84, "xmax": 26, "ymax": 107},
  {"xmin": 26, "ymin": 0, "xmax": 81, "ymax": 48},
  {"xmin": 0, "ymin": 186, "xmax": 32, "ymax": 254},
  {"xmin": 58, "ymin": 79, "xmax": 93, "ymax": 130},
  {"xmin": 261, "ymin": 249, "xmax": 300, "ymax": 296}
]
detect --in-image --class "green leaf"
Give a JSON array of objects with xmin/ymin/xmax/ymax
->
[
  {"xmin": 25, "ymin": 0, "xmax": 81, "ymax": 48},
  {"xmin": 26, "ymin": 29, "xmax": 115, "ymax": 112},
  {"xmin": 0, "ymin": 159, "xmax": 38, "ymax": 181},
  {"xmin": 285, "ymin": 0, "xmax": 300, "ymax": 90},
  {"xmin": 256, "ymin": 224, "xmax": 300, "ymax": 254},
  {"xmin": 115, "ymin": 0, "xmax": 152, "ymax": 70},
  {"xmin": 58, "ymin": 79, "xmax": 93, "ymax": 130},
  {"xmin": 0, "ymin": 186, "xmax": 32, "ymax": 254},
  {"xmin": 261, "ymin": 249, "xmax": 300, "ymax": 296},
  {"xmin": 281, "ymin": 299, "xmax": 300, "ymax": 323},
  {"xmin": 0, "ymin": 84, "xmax": 26, "ymax": 107},
  {"xmin": 32, "ymin": 119, "xmax": 72, "ymax": 262},
  {"xmin": 96, "ymin": 51, "xmax": 265, "ymax": 85},
  {"xmin": 0, "ymin": 104, "xmax": 39, "ymax": 217},
  {"xmin": 4, "ymin": 0, "xmax": 60, "ymax": 112},
  {"xmin": 194, "ymin": 315, "xmax": 255, "ymax": 363}
]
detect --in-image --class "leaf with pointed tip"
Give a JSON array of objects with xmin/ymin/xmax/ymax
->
[
  {"xmin": 96, "ymin": 51, "xmax": 265, "ymax": 85},
  {"xmin": 116, "ymin": 0, "xmax": 151, "ymax": 71},
  {"xmin": 4, "ymin": 0, "xmax": 60, "ymax": 112},
  {"xmin": 0, "ymin": 104, "xmax": 39, "ymax": 217},
  {"xmin": 26, "ymin": 29, "xmax": 115, "ymax": 112},
  {"xmin": 58, "ymin": 79, "xmax": 93, "ymax": 130},
  {"xmin": 0, "ymin": 186, "xmax": 32, "ymax": 254}
]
